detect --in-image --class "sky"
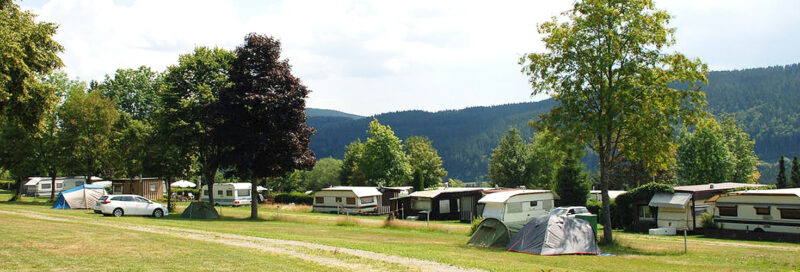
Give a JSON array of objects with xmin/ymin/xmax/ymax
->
[{"xmin": 19, "ymin": 0, "xmax": 800, "ymax": 116}]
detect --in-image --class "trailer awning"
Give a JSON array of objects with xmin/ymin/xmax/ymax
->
[{"xmin": 649, "ymin": 192, "xmax": 693, "ymax": 209}]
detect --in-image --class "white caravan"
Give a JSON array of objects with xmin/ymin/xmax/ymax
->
[
  {"xmin": 477, "ymin": 190, "xmax": 558, "ymax": 223},
  {"xmin": 312, "ymin": 186, "xmax": 382, "ymax": 213},
  {"xmin": 710, "ymin": 188, "xmax": 800, "ymax": 234},
  {"xmin": 200, "ymin": 183, "xmax": 252, "ymax": 206}
]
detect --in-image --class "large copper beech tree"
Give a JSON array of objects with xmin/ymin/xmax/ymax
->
[
  {"xmin": 521, "ymin": 0, "xmax": 708, "ymax": 243},
  {"xmin": 219, "ymin": 33, "xmax": 316, "ymax": 219}
]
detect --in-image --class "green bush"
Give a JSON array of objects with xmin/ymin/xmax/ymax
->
[
  {"xmin": 701, "ymin": 212, "xmax": 717, "ymax": 229},
  {"xmin": 274, "ymin": 192, "xmax": 313, "ymax": 205},
  {"xmin": 586, "ymin": 199, "xmax": 619, "ymax": 229},
  {"xmin": 468, "ymin": 216, "xmax": 483, "ymax": 236}
]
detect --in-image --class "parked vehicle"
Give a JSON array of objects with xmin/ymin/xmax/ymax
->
[
  {"xmin": 199, "ymin": 183, "xmax": 252, "ymax": 207},
  {"xmin": 95, "ymin": 195, "xmax": 168, "ymax": 218},
  {"xmin": 710, "ymin": 188, "xmax": 800, "ymax": 234},
  {"xmin": 549, "ymin": 206, "xmax": 591, "ymax": 217}
]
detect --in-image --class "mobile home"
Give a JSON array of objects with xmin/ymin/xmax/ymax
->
[
  {"xmin": 477, "ymin": 190, "xmax": 558, "ymax": 224},
  {"xmin": 710, "ymin": 188, "xmax": 800, "ymax": 234},
  {"xmin": 649, "ymin": 183, "xmax": 765, "ymax": 231},
  {"xmin": 200, "ymin": 183, "xmax": 252, "ymax": 206},
  {"xmin": 110, "ymin": 178, "xmax": 166, "ymax": 200},
  {"xmin": 391, "ymin": 187, "xmax": 487, "ymax": 221},
  {"xmin": 312, "ymin": 186, "xmax": 382, "ymax": 213}
]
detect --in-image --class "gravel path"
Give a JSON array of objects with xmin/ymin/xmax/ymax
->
[{"xmin": 0, "ymin": 209, "xmax": 486, "ymax": 272}]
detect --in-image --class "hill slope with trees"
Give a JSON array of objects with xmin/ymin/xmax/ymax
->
[{"xmin": 307, "ymin": 63, "xmax": 800, "ymax": 182}]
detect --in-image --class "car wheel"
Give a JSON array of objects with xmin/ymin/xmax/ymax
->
[
  {"xmin": 153, "ymin": 209, "xmax": 164, "ymax": 218},
  {"xmin": 113, "ymin": 208, "xmax": 124, "ymax": 217}
]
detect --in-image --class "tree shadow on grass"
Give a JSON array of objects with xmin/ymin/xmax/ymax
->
[{"xmin": 601, "ymin": 240, "xmax": 685, "ymax": 256}]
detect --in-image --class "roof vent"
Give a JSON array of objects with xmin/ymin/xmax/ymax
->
[{"xmin": 710, "ymin": 184, "xmax": 714, "ymax": 189}]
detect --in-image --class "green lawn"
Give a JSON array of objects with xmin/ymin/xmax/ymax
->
[{"xmin": 1, "ymin": 201, "xmax": 798, "ymax": 271}]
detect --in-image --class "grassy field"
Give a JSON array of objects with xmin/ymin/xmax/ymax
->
[{"xmin": 1, "ymin": 200, "xmax": 799, "ymax": 271}]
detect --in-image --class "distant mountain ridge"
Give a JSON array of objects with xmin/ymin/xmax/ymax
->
[
  {"xmin": 306, "ymin": 63, "xmax": 800, "ymax": 183},
  {"xmin": 306, "ymin": 108, "xmax": 364, "ymax": 119}
]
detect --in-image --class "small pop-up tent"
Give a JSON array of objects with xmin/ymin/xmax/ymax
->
[
  {"xmin": 506, "ymin": 215, "xmax": 601, "ymax": 255},
  {"xmin": 52, "ymin": 184, "xmax": 107, "ymax": 209},
  {"xmin": 181, "ymin": 202, "xmax": 220, "ymax": 219}
]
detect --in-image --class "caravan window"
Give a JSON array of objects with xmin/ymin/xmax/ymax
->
[
  {"xmin": 507, "ymin": 202, "xmax": 523, "ymax": 213},
  {"xmin": 56, "ymin": 183, "xmax": 63, "ymax": 188},
  {"xmin": 315, "ymin": 197, "xmax": 324, "ymax": 204},
  {"xmin": 718, "ymin": 206, "xmax": 737, "ymax": 217},
  {"xmin": 41, "ymin": 183, "xmax": 51, "ymax": 190},
  {"xmin": 217, "ymin": 190, "xmax": 223, "ymax": 196},
  {"xmin": 237, "ymin": 189, "xmax": 250, "ymax": 197},
  {"xmin": 335, "ymin": 197, "xmax": 342, "ymax": 203},
  {"xmin": 360, "ymin": 197, "xmax": 374, "ymax": 204},
  {"xmin": 529, "ymin": 201, "xmax": 538, "ymax": 208},
  {"xmin": 755, "ymin": 206, "xmax": 771, "ymax": 215},
  {"xmin": 203, "ymin": 190, "xmax": 209, "ymax": 196},
  {"xmin": 346, "ymin": 197, "xmax": 355, "ymax": 205},
  {"xmin": 226, "ymin": 190, "xmax": 233, "ymax": 196},
  {"xmin": 779, "ymin": 208, "xmax": 800, "ymax": 219}
]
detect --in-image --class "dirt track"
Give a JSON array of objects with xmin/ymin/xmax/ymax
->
[{"xmin": 0, "ymin": 209, "xmax": 485, "ymax": 272}]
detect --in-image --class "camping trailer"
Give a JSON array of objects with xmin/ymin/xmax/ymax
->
[
  {"xmin": 200, "ymin": 183, "xmax": 252, "ymax": 206},
  {"xmin": 24, "ymin": 177, "xmax": 64, "ymax": 197},
  {"xmin": 710, "ymin": 188, "xmax": 800, "ymax": 234},
  {"xmin": 312, "ymin": 186, "xmax": 382, "ymax": 213},
  {"xmin": 649, "ymin": 183, "xmax": 766, "ymax": 231},
  {"xmin": 477, "ymin": 190, "xmax": 558, "ymax": 224},
  {"xmin": 391, "ymin": 187, "xmax": 487, "ymax": 221}
]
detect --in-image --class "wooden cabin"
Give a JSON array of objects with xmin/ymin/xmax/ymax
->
[
  {"xmin": 110, "ymin": 178, "xmax": 166, "ymax": 200},
  {"xmin": 391, "ymin": 187, "xmax": 487, "ymax": 221}
]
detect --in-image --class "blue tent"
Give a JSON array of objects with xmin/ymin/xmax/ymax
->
[{"xmin": 52, "ymin": 184, "xmax": 107, "ymax": 209}]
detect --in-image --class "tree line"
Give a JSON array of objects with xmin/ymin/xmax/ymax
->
[{"xmin": 1, "ymin": 1, "xmax": 315, "ymax": 218}]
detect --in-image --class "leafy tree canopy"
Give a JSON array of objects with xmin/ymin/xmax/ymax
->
[
  {"xmin": 358, "ymin": 118, "xmax": 412, "ymax": 186},
  {"xmin": 404, "ymin": 136, "xmax": 447, "ymax": 189}
]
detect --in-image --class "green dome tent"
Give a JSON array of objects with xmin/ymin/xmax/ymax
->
[
  {"xmin": 181, "ymin": 202, "xmax": 220, "ymax": 219},
  {"xmin": 467, "ymin": 218, "xmax": 513, "ymax": 248}
]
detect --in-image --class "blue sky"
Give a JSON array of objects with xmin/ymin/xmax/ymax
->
[{"xmin": 20, "ymin": 0, "xmax": 800, "ymax": 116}]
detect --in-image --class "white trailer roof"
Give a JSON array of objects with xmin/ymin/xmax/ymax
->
[
  {"xmin": 320, "ymin": 186, "xmax": 381, "ymax": 197},
  {"xmin": 716, "ymin": 188, "xmax": 800, "ymax": 198},
  {"xmin": 649, "ymin": 192, "xmax": 693, "ymax": 208},
  {"xmin": 479, "ymin": 190, "xmax": 555, "ymax": 204},
  {"xmin": 408, "ymin": 187, "xmax": 485, "ymax": 198}
]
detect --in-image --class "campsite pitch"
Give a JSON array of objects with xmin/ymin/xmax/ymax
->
[{"xmin": 1, "ymin": 202, "xmax": 799, "ymax": 271}]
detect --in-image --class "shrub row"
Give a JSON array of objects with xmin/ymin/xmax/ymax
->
[{"xmin": 274, "ymin": 192, "xmax": 313, "ymax": 205}]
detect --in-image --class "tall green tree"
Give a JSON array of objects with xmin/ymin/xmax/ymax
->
[
  {"xmin": 527, "ymin": 128, "xmax": 570, "ymax": 189},
  {"xmin": 94, "ymin": 66, "xmax": 161, "ymax": 121},
  {"xmin": 792, "ymin": 157, "xmax": 800, "ymax": 188},
  {"xmin": 554, "ymin": 154, "xmax": 590, "ymax": 206},
  {"xmin": 219, "ymin": 33, "xmax": 316, "ymax": 219},
  {"xmin": 58, "ymin": 89, "xmax": 119, "ymax": 184},
  {"xmin": 37, "ymin": 71, "xmax": 83, "ymax": 200},
  {"xmin": 109, "ymin": 114, "xmax": 152, "ymax": 180},
  {"xmin": 0, "ymin": 0, "xmax": 64, "ymax": 128},
  {"xmin": 340, "ymin": 139, "xmax": 367, "ymax": 186},
  {"xmin": 358, "ymin": 119, "xmax": 412, "ymax": 186},
  {"xmin": 161, "ymin": 47, "xmax": 234, "ymax": 205},
  {"xmin": 404, "ymin": 136, "xmax": 447, "ymax": 189},
  {"xmin": 520, "ymin": 0, "xmax": 708, "ymax": 242},
  {"xmin": 776, "ymin": 156, "xmax": 787, "ymax": 189},
  {"xmin": 488, "ymin": 128, "xmax": 530, "ymax": 188},
  {"xmin": 677, "ymin": 119, "xmax": 736, "ymax": 185},
  {"xmin": 718, "ymin": 115, "xmax": 760, "ymax": 183},
  {"xmin": 301, "ymin": 157, "xmax": 343, "ymax": 191}
]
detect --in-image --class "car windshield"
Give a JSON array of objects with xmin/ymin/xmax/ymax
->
[
  {"xmin": 574, "ymin": 207, "xmax": 590, "ymax": 214},
  {"xmin": 549, "ymin": 208, "xmax": 568, "ymax": 216}
]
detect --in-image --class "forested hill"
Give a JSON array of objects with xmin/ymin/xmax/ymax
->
[
  {"xmin": 307, "ymin": 63, "xmax": 800, "ymax": 181},
  {"xmin": 703, "ymin": 64, "xmax": 800, "ymax": 161}
]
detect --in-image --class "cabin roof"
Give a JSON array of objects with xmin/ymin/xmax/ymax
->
[
  {"xmin": 319, "ymin": 186, "xmax": 382, "ymax": 197},
  {"xmin": 408, "ymin": 187, "xmax": 485, "ymax": 198},
  {"xmin": 478, "ymin": 190, "xmax": 556, "ymax": 204}
]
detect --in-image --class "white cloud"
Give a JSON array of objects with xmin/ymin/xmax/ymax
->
[{"xmin": 20, "ymin": 0, "xmax": 800, "ymax": 115}]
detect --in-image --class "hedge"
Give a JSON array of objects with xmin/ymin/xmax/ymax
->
[
  {"xmin": 274, "ymin": 192, "xmax": 313, "ymax": 205},
  {"xmin": 586, "ymin": 199, "xmax": 619, "ymax": 229}
]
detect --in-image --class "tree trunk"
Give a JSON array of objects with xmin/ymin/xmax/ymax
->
[
  {"xmin": 250, "ymin": 179, "xmax": 259, "ymax": 219},
  {"xmin": 204, "ymin": 167, "xmax": 216, "ymax": 205},
  {"xmin": 166, "ymin": 177, "xmax": 173, "ymax": 212},
  {"xmin": 50, "ymin": 170, "xmax": 57, "ymax": 202},
  {"xmin": 599, "ymin": 153, "xmax": 613, "ymax": 244},
  {"xmin": 11, "ymin": 175, "xmax": 23, "ymax": 201}
]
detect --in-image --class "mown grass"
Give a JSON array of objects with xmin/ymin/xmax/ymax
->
[
  {"xmin": 1, "ymin": 201, "xmax": 798, "ymax": 271},
  {"xmin": 0, "ymin": 211, "xmax": 341, "ymax": 272}
]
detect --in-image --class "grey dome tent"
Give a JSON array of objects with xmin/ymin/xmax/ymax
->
[{"xmin": 506, "ymin": 215, "xmax": 601, "ymax": 255}]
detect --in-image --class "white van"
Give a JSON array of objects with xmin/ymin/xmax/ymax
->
[{"xmin": 200, "ymin": 183, "xmax": 252, "ymax": 207}]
